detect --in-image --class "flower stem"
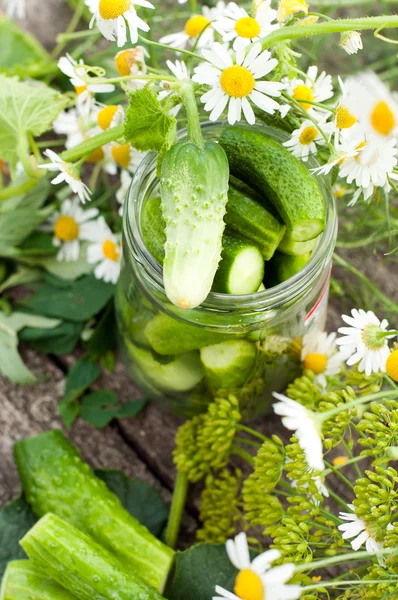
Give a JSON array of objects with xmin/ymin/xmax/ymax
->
[
  {"xmin": 179, "ymin": 84, "xmax": 204, "ymax": 147},
  {"xmin": 0, "ymin": 178, "xmax": 39, "ymax": 203},
  {"xmin": 60, "ymin": 125, "xmax": 124, "ymax": 163},
  {"xmin": 52, "ymin": 0, "xmax": 86, "ymax": 57},
  {"xmin": 294, "ymin": 548, "xmax": 396, "ymax": 572},
  {"xmin": 320, "ymin": 389, "xmax": 398, "ymax": 422},
  {"xmin": 231, "ymin": 445, "xmax": 255, "ymax": 465},
  {"xmin": 260, "ymin": 15, "xmax": 398, "ymax": 50},
  {"xmin": 237, "ymin": 424, "xmax": 268, "ymax": 442},
  {"xmin": 164, "ymin": 470, "xmax": 189, "ymax": 549},
  {"xmin": 302, "ymin": 580, "xmax": 393, "ymax": 592},
  {"xmin": 139, "ymin": 35, "xmax": 203, "ymax": 61},
  {"xmin": 324, "ymin": 460, "xmax": 354, "ymax": 490}
]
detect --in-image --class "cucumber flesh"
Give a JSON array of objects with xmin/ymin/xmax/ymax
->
[
  {"xmin": 212, "ymin": 235, "xmax": 264, "ymax": 295},
  {"xmin": 278, "ymin": 233, "xmax": 319, "ymax": 256},
  {"xmin": 0, "ymin": 561, "xmax": 77, "ymax": 600},
  {"xmin": 21, "ymin": 514, "xmax": 164, "ymax": 600},
  {"xmin": 220, "ymin": 126, "xmax": 325, "ymax": 242},
  {"xmin": 225, "ymin": 188, "xmax": 285, "ymax": 260},
  {"xmin": 124, "ymin": 339, "xmax": 204, "ymax": 393},
  {"xmin": 267, "ymin": 251, "xmax": 311, "ymax": 286},
  {"xmin": 200, "ymin": 340, "xmax": 256, "ymax": 391}
]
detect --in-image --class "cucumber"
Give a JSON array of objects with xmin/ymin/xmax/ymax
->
[
  {"xmin": 278, "ymin": 233, "xmax": 318, "ymax": 256},
  {"xmin": 212, "ymin": 235, "xmax": 264, "ymax": 295},
  {"xmin": 268, "ymin": 252, "xmax": 311, "ymax": 286},
  {"xmin": 200, "ymin": 340, "xmax": 256, "ymax": 391},
  {"xmin": 225, "ymin": 188, "xmax": 285, "ymax": 261},
  {"xmin": 14, "ymin": 430, "xmax": 174, "ymax": 593},
  {"xmin": 145, "ymin": 312, "xmax": 230, "ymax": 355},
  {"xmin": 124, "ymin": 338, "xmax": 204, "ymax": 392},
  {"xmin": 21, "ymin": 514, "xmax": 164, "ymax": 600},
  {"xmin": 160, "ymin": 140, "xmax": 229, "ymax": 309},
  {"xmin": 0, "ymin": 561, "xmax": 77, "ymax": 600},
  {"xmin": 141, "ymin": 196, "xmax": 166, "ymax": 265},
  {"xmin": 219, "ymin": 126, "xmax": 325, "ymax": 242}
]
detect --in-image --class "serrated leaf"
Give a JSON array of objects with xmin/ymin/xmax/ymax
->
[
  {"xmin": 0, "ymin": 494, "xmax": 37, "ymax": 580},
  {"xmin": 58, "ymin": 358, "xmax": 101, "ymax": 427},
  {"xmin": 95, "ymin": 469, "xmax": 169, "ymax": 538},
  {"xmin": 0, "ymin": 75, "xmax": 66, "ymax": 170},
  {"xmin": 124, "ymin": 86, "xmax": 176, "ymax": 154}
]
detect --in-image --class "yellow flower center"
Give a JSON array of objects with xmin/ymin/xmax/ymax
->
[
  {"xmin": 86, "ymin": 146, "xmax": 105, "ymax": 163},
  {"xmin": 386, "ymin": 349, "xmax": 398, "ymax": 382},
  {"xmin": 354, "ymin": 141, "xmax": 367, "ymax": 162},
  {"xmin": 293, "ymin": 84, "xmax": 314, "ymax": 110},
  {"xmin": 335, "ymin": 105, "xmax": 357, "ymax": 129},
  {"xmin": 278, "ymin": 0, "xmax": 308, "ymax": 23},
  {"xmin": 312, "ymin": 576, "xmax": 322, "ymax": 582},
  {"xmin": 220, "ymin": 65, "xmax": 255, "ymax": 98},
  {"xmin": 103, "ymin": 239, "xmax": 120, "ymax": 261},
  {"xmin": 333, "ymin": 185, "xmax": 347, "ymax": 198},
  {"xmin": 112, "ymin": 143, "xmax": 131, "ymax": 168},
  {"xmin": 99, "ymin": 0, "xmax": 130, "ymax": 20},
  {"xmin": 115, "ymin": 48, "xmax": 141, "ymax": 76},
  {"xmin": 234, "ymin": 569, "xmax": 264, "ymax": 600},
  {"xmin": 234, "ymin": 17, "xmax": 261, "ymax": 39},
  {"xmin": 299, "ymin": 126, "xmax": 318, "ymax": 145},
  {"xmin": 185, "ymin": 15, "xmax": 210, "ymax": 38},
  {"xmin": 98, "ymin": 106, "xmax": 119, "ymax": 130},
  {"xmin": 54, "ymin": 215, "xmax": 79, "ymax": 242},
  {"xmin": 303, "ymin": 352, "xmax": 328, "ymax": 374},
  {"xmin": 74, "ymin": 85, "xmax": 87, "ymax": 95},
  {"xmin": 333, "ymin": 456, "xmax": 349, "ymax": 466},
  {"xmin": 371, "ymin": 101, "xmax": 396, "ymax": 136}
]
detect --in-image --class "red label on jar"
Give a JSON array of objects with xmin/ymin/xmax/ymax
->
[{"xmin": 305, "ymin": 271, "xmax": 331, "ymax": 325}]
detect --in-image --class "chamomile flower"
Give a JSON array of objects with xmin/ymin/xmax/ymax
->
[
  {"xmin": 214, "ymin": 1, "xmax": 278, "ymax": 51},
  {"xmin": 110, "ymin": 143, "xmax": 145, "ymax": 172},
  {"xmin": 159, "ymin": 60, "xmax": 190, "ymax": 115},
  {"xmin": 116, "ymin": 169, "xmax": 131, "ymax": 215},
  {"xmin": 336, "ymin": 308, "xmax": 394, "ymax": 376},
  {"xmin": 114, "ymin": 46, "xmax": 149, "ymax": 89},
  {"xmin": 41, "ymin": 198, "xmax": 98, "ymax": 262},
  {"xmin": 160, "ymin": 3, "xmax": 225, "ymax": 50},
  {"xmin": 4, "ymin": 0, "xmax": 25, "ymax": 19},
  {"xmin": 39, "ymin": 149, "xmax": 91, "ymax": 203},
  {"xmin": 283, "ymin": 119, "xmax": 324, "ymax": 162},
  {"xmin": 86, "ymin": 217, "xmax": 122, "ymax": 284},
  {"xmin": 284, "ymin": 65, "xmax": 333, "ymax": 117},
  {"xmin": 338, "ymin": 505, "xmax": 392, "ymax": 562},
  {"xmin": 193, "ymin": 42, "xmax": 284, "ymax": 125},
  {"xmin": 97, "ymin": 105, "xmax": 125, "ymax": 131},
  {"xmin": 214, "ymin": 532, "xmax": 301, "ymax": 600},
  {"xmin": 301, "ymin": 331, "xmax": 346, "ymax": 387},
  {"xmin": 88, "ymin": 0, "xmax": 154, "ymax": 47},
  {"xmin": 58, "ymin": 54, "xmax": 114, "ymax": 115},
  {"xmin": 333, "ymin": 77, "xmax": 363, "ymax": 138},
  {"xmin": 311, "ymin": 136, "xmax": 364, "ymax": 177},
  {"xmin": 273, "ymin": 392, "xmax": 324, "ymax": 471},
  {"xmin": 340, "ymin": 31, "xmax": 363, "ymax": 55},
  {"xmin": 277, "ymin": 0, "xmax": 308, "ymax": 23}
]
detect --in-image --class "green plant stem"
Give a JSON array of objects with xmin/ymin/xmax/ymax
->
[
  {"xmin": 165, "ymin": 470, "xmax": 189, "ymax": 549},
  {"xmin": 235, "ymin": 437, "xmax": 262, "ymax": 448},
  {"xmin": 260, "ymin": 15, "xmax": 398, "ymax": 50},
  {"xmin": 294, "ymin": 548, "xmax": 395, "ymax": 572},
  {"xmin": 231, "ymin": 445, "xmax": 254, "ymax": 465},
  {"xmin": 139, "ymin": 35, "xmax": 203, "ymax": 61},
  {"xmin": 236, "ymin": 424, "xmax": 268, "ymax": 442},
  {"xmin": 320, "ymin": 389, "xmax": 398, "ymax": 422},
  {"xmin": 55, "ymin": 29, "xmax": 99, "ymax": 43},
  {"xmin": 0, "ymin": 178, "xmax": 39, "ymax": 203},
  {"xmin": 179, "ymin": 84, "xmax": 204, "ymax": 146},
  {"xmin": 60, "ymin": 125, "xmax": 124, "ymax": 163},
  {"xmin": 52, "ymin": 0, "xmax": 85, "ymax": 57},
  {"xmin": 18, "ymin": 135, "xmax": 39, "ymax": 180},
  {"xmin": 324, "ymin": 460, "xmax": 354, "ymax": 490},
  {"xmin": 326, "ymin": 487, "xmax": 351, "ymax": 511},
  {"xmin": 302, "ymin": 580, "xmax": 392, "ymax": 592},
  {"xmin": 340, "ymin": 445, "xmax": 364, "ymax": 478}
]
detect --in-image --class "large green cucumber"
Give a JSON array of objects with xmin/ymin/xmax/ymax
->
[
  {"xmin": 212, "ymin": 235, "xmax": 264, "ymax": 295},
  {"xmin": 219, "ymin": 126, "xmax": 325, "ymax": 242},
  {"xmin": 268, "ymin": 252, "xmax": 311, "ymax": 286},
  {"xmin": 200, "ymin": 340, "xmax": 256, "ymax": 391},
  {"xmin": 144, "ymin": 311, "xmax": 230, "ymax": 355},
  {"xmin": 0, "ymin": 561, "xmax": 77, "ymax": 600},
  {"xmin": 14, "ymin": 430, "xmax": 174, "ymax": 592},
  {"xmin": 160, "ymin": 140, "xmax": 229, "ymax": 309},
  {"xmin": 124, "ymin": 338, "xmax": 204, "ymax": 392},
  {"xmin": 21, "ymin": 514, "xmax": 164, "ymax": 600}
]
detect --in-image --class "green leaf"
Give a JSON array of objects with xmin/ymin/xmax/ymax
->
[
  {"xmin": 0, "ymin": 494, "xmax": 37, "ymax": 580},
  {"xmin": 20, "ymin": 274, "xmax": 115, "ymax": 322},
  {"xmin": 80, "ymin": 390, "xmax": 147, "ymax": 428},
  {"xmin": 0, "ymin": 205, "xmax": 53, "ymax": 247},
  {"xmin": 95, "ymin": 469, "xmax": 169, "ymax": 538},
  {"xmin": 0, "ymin": 178, "xmax": 51, "ymax": 212},
  {"xmin": 58, "ymin": 358, "xmax": 101, "ymax": 427},
  {"xmin": 85, "ymin": 302, "xmax": 117, "ymax": 360},
  {"xmin": 19, "ymin": 320, "xmax": 83, "ymax": 356},
  {"xmin": 26, "ymin": 242, "xmax": 94, "ymax": 280},
  {"xmin": 0, "ymin": 75, "xmax": 66, "ymax": 170},
  {"xmin": 20, "ymin": 232, "xmax": 57, "ymax": 256},
  {"xmin": 0, "ymin": 17, "xmax": 56, "ymax": 79},
  {"xmin": 165, "ymin": 544, "xmax": 237, "ymax": 600},
  {"xmin": 124, "ymin": 86, "xmax": 176, "ymax": 154},
  {"xmin": 0, "ymin": 266, "xmax": 42, "ymax": 294}
]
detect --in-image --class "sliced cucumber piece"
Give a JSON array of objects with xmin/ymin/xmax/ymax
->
[
  {"xmin": 200, "ymin": 340, "xmax": 256, "ymax": 391},
  {"xmin": 125, "ymin": 339, "xmax": 204, "ymax": 392},
  {"xmin": 212, "ymin": 235, "xmax": 264, "ymax": 295},
  {"xmin": 278, "ymin": 233, "xmax": 319, "ymax": 256},
  {"xmin": 268, "ymin": 252, "xmax": 311, "ymax": 286},
  {"xmin": 1, "ymin": 561, "xmax": 77, "ymax": 600}
]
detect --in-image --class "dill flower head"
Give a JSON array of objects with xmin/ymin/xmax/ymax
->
[{"xmin": 357, "ymin": 400, "xmax": 398, "ymax": 465}]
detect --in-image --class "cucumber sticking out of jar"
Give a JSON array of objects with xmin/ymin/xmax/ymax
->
[
  {"xmin": 21, "ymin": 514, "xmax": 165, "ymax": 600},
  {"xmin": 0, "ymin": 561, "xmax": 77, "ymax": 600},
  {"xmin": 219, "ymin": 126, "xmax": 326, "ymax": 242}
]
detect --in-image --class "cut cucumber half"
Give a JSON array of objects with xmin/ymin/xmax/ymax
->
[
  {"xmin": 212, "ymin": 235, "xmax": 264, "ymax": 295},
  {"xmin": 268, "ymin": 251, "xmax": 311, "ymax": 286},
  {"xmin": 200, "ymin": 339, "xmax": 256, "ymax": 391},
  {"xmin": 278, "ymin": 233, "xmax": 319, "ymax": 256},
  {"xmin": 125, "ymin": 339, "xmax": 204, "ymax": 393}
]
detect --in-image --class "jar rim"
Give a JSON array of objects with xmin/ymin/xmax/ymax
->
[{"xmin": 124, "ymin": 121, "xmax": 337, "ymax": 312}]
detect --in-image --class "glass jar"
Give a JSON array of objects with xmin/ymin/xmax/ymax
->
[{"xmin": 115, "ymin": 122, "xmax": 337, "ymax": 419}]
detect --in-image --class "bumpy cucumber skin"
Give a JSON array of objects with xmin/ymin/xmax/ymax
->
[
  {"xmin": 160, "ymin": 141, "xmax": 229, "ymax": 309},
  {"xmin": 212, "ymin": 235, "xmax": 264, "ymax": 294},
  {"xmin": 219, "ymin": 127, "xmax": 325, "ymax": 242},
  {"xmin": 14, "ymin": 430, "xmax": 174, "ymax": 593},
  {"xmin": 225, "ymin": 188, "xmax": 285, "ymax": 260},
  {"xmin": 1, "ymin": 561, "xmax": 77, "ymax": 600},
  {"xmin": 200, "ymin": 340, "xmax": 256, "ymax": 391},
  {"xmin": 142, "ymin": 196, "xmax": 166, "ymax": 265},
  {"xmin": 21, "ymin": 514, "xmax": 164, "ymax": 600}
]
